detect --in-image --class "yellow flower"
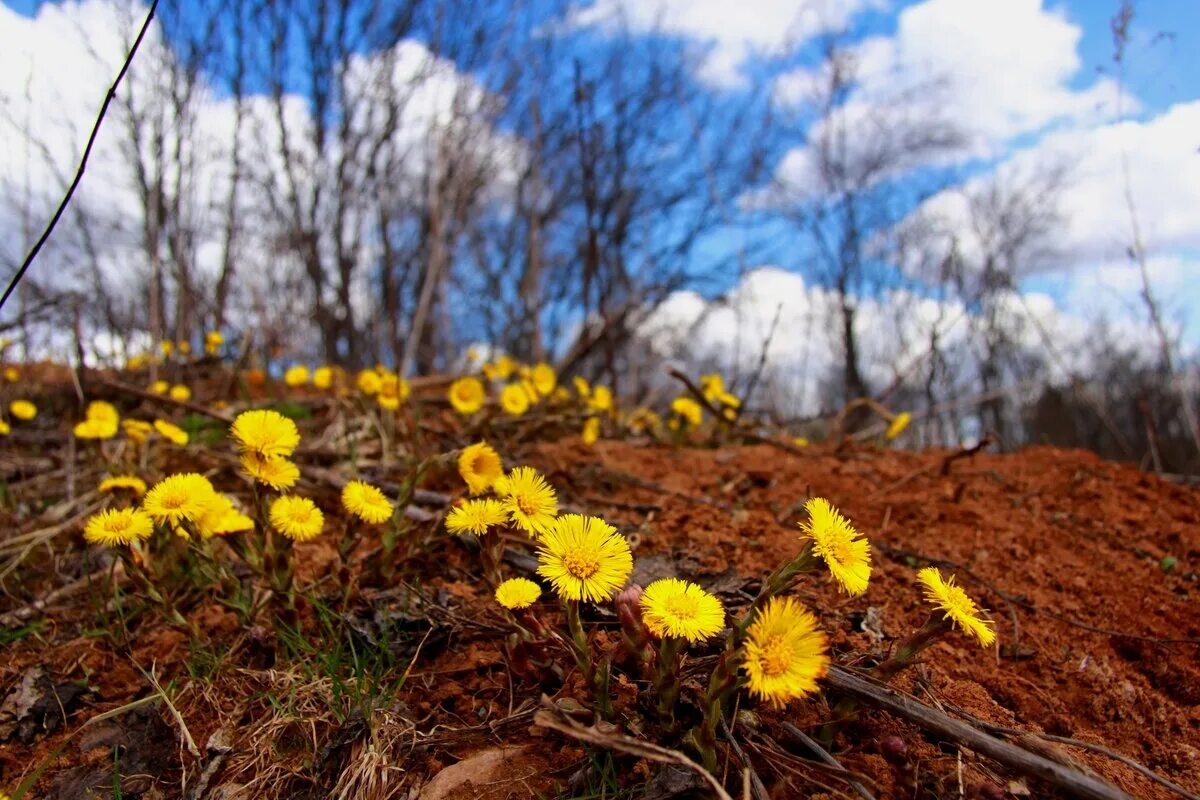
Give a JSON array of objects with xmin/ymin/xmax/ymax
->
[
  {"xmin": 86, "ymin": 401, "xmax": 119, "ymax": 424},
  {"xmin": 445, "ymin": 498, "xmax": 509, "ymax": 535},
  {"xmin": 483, "ymin": 354, "xmax": 516, "ymax": 381},
  {"xmin": 448, "ymin": 376, "xmax": 486, "ymax": 415},
  {"xmin": 169, "ymin": 385, "xmax": 191, "ymax": 402},
  {"xmin": 84, "ymin": 508, "xmax": 154, "ymax": 547},
  {"xmin": 74, "ymin": 418, "xmax": 118, "ymax": 440},
  {"xmin": 459, "ymin": 441, "xmax": 503, "ymax": 495},
  {"xmin": 154, "ymin": 419, "xmax": 189, "ymax": 446},
  {"xmin": 150, "ymin": 380, "xmax": 170, "ymax": 395},
  {"xmin": 195, "ymin": 494, "xmax": 255, "ymax": 539},
  {"xmin": 142, "ymin": 473, "xmax": 216, "ymax": 526},
  {"xmin": 497, "ymin": 466, "xmax": 559, "ymax": 537},
  {"xmin": 495, "ymin": 578, "xmax": 541, "ymax": 610},
  {"xmin": 916, "ymin": 567, "xmax": 996, "ymax": 647},
  {"xmin": 530, "ymin": 362, "xmax": 557, "ymax": 397},
  {"xmin": 0, "ymin": 420, "xmax": 9, "ymax": 435},
  {"xmin": 204, "ymin": 330, "xmax": 224, "ymax": 355},
  {"xmin": 499, "ymin": 382, "xmax": 531, "ymax": 416},
  {"xmin": 800, "ymin": 497, "xmax": 871, "ymax": 595},
  {"xmin": 639, "ymin": 578, "xmax": 725, "ymax": 642},
  {"xmin": 4, "ymin": 366, "xmax": 20, "ymax": 382},
  {"xmin": 700, "ymin": 373, "xmax": 725, "ymax": 399},
  {"xmin": 377, "ymin": 374, "xmax": 410, "ymax": 410},
  {"xmin": 626, "ymin": 408, "xmax": 661, "ymax": 435},
  {"xmin": 177, "ymin": 340, "xmax": 191, "ymax": 355},
  {"xmin": 98, "ymin": 475, "xmax": 147, "ymax": 496},
  {"xmin": 269, "ymin": 495, "xmax": 324, "ymax": 541},
  {"xmin": 284, "ymin": 365, "xmax": 310, "ymax": 387},
  {"xmin": 581, "ymin": 416, "xmax": 600, "ymax": 445},
  {"xmin": 589, "ymin": 385, "xmax": 613, "ymax": 413},
  {"xmin": 312, "ymin": 366, "xmax": 334, "ymax": 390},
  {"xmin": 357, "ymin": 369, "xmax": 382, "ymax": 395},
  {"xmin": 230, "ymin": 409, "xmax": 300, "ymax": 459},
  {"xmin": 240, "ymin": 453, "xmax": 300, "ymax": 490},
  {"xmin": 122, "ymin": 418, "xmax": 153, "ymax": 443},
  {"xmin": 886, "ymin": 411, "xmax": 912, "ymax": 441},
  {"xmin": 537, "ymin": 514, "xmax": 633, "ymax": 603},
  {"xmin": 9, "ymin": 400, "xmax": 36, "ymax": 421},
  {"xmin": 160, "ymin": 340, "xmax": 173, "ymax": 356},
  {"xmin": 670, "ymin": 396, "xmax": 702, "ymax": 428},
  {"xmin": 742, "ymin": 597, "xmax": 829, "ymax": 708},
  {"xmin": 342, "ymin": 480, "xmax": 393, "ymax": 524},
  {"xmin": 572, "ymin": 376, "xmax": 591, "ymax": 398},
  {"xmin": 792, "ymin": 436, "xmax": 809, "ymax": 448}
]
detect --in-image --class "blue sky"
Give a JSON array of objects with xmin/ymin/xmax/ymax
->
[{"xmin": 4, "ymin": 0, "xmax": 1199, "ymax": 346}]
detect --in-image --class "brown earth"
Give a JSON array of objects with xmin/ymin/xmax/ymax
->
[{"xmin": 2, "ymin": 430, "xmax": 1199, "ymax": 799}]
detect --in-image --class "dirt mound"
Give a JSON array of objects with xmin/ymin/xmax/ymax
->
[{"xmin": 2, "ymin": 437, "xmax": 1198, "ymax": 799}]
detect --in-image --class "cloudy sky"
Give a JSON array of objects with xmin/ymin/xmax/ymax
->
[
  {"xmin": 1, "ymin": 0, "xmax": 1198, "ymax": 372},
  {"xmin": 568, "ymin": 0, "xmax": 1200, "ymax": 345}
]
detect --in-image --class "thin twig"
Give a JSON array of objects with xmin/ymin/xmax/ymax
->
[
  {"xmin": 534, "ymin": 704, "xmax": 734, "ymax": 800},
  {"xmin": 825, "ymin": 666, "xmax": 1132, "ymax": 800},
  {"xmin": 780, "ymin": 722, "xmax": 876, "ymax": 800},
  {"xmin": 720, "ymin": 717, "xmax": 769, "ymax": 800},
  {"xmin": 941, "ymin": 700, "xmax": 1200, "ymax": 800},
  {"xmin": 0, "ymin": 0, "xmax": 161, "ymax": 312},
  {"xmin": 96, "ymin": 379, "xmax": 233, "ymax": 423}
]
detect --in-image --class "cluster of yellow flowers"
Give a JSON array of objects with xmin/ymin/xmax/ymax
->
[
  {"xmin": 447, "ymin": 358, "xmax": 558, "ymax": 417},
  {"xmin": 355, "ymin": 366, "xmax": 409, "ymax": 410},
  {"xmin": 79, "ymin": 407, "xmax": 402, "ymax": 591},
  {"xmin": 67, "ymin": 398, "xmax": 187, "ymax": 446},
  {"xmin": 149, "ymin": 381, "xmax": 192, "ymax": 402},
  {"xmin": 84, "ymin": 471, "xmax": 253, "ymax": 547}
]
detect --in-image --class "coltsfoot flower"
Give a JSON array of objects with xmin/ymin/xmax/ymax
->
[
  {"xmin": 154, "ymin": 419, "xmax": 189, "ymax": 446},
  {"xmin": 9, "ymin": 400, "xmax": 37, "ymax": 421},
  {"xmin": 458, "ymin": 441, "xmax": 503, "ymax": 495},
  {"xmin": 916, "ymin": 567, "xmax": 996, "ymax": 647},
  {"xmin": 497, "ymin": 466, "xmax": 558, "ymax": 537},
  {"xmin": 886, "ymin": 411, "xmax": 912, "ymax": 441},
  {"xmin": 495, "ymin": 577, "xmax": 542, "ymax": 609},
  {"xmin": 537, "ymin": 514, "xmax": 633, "ymax": 603},
  {"xmin": 98, "ymin": 475, "xmax": 147, "ymax": 496},
  {"xmin": 240, "ymin": 453, "xmax": 300, "ymax": 490},
  {"xmin": 143, "ymin": 473, "xmax": 216, "ymax": 526},
  {"xmin": 639, "ymin": 578, "xmax": 725, "ymax": 642},
  {"xmin": 445, "ymin": 498, "xmax": 508, "ymax": 536},
  {"xmin": 741, "ymin": 597, "xmax": 829, "ymax": 708},
  {"xmin": 269, "ymin": 495, "xmax": 324, "ymax": 542},
  {"xmin": 341, "ymin": 480, "xmax": 393, "ymax": 524},
  {"xmin": 448, "ymin": 376, "xmax": 485, "ymax": 415},
  {"xmin": 800, "ymin": 497, "xmax": 871, "ymax": 595},
  {"xmin": 230, "ymin": 409, "xmax": 300, "ymax": 459},
  {"xmin": 84, "ymin": 508, "xmax": 154, "ymax": 547}
]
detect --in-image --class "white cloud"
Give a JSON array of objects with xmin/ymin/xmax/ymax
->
[
  {"xmin": 776, "ymin": 0, "xmax": 1124, "ymax": 150},
  {"xmin": 565, "ymin": 0, "xmax": 886, "ymax": 88},
  {"xmin": 0, "ymin": 0, "xmax": 519, "ymax": 363},
  {"xmin": 640, "ymin": 266, "xmax": 1167, "ymax": 417}
]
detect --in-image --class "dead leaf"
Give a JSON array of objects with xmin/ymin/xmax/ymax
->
[{"xmin": 417, "ymin": 747, "xmax": 529, "ymax": 800}]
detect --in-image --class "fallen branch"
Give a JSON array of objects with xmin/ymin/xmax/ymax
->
[
  {"xmin": 780, "ymin": 722, "xmax": 876, "ymax": 800},
  {"xmin": 96, "ymin": 379, "xmax": 233, "ymax": 423},
  {"xmin": 824, "ymin": 666, "xmax": 1132, "ymax": 800},
  {"xmin": 940, "ymin": 434, "xmax": 996, "ymax": 476},
  {"xmin": 941, "ymin": 700, "xmax": 1200, "ymax": 800},
  {"xmin": 534, "ymin": 704, "xmax": 733, "ymax": 800}
]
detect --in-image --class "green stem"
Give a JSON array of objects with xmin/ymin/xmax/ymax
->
[
  {"xmin": 564, "ymin": 600, "xmax": 612, "ymax": 718},
  {"xmin": 652, "ymin": 636, "xmax": 683, "ymax": 733}
]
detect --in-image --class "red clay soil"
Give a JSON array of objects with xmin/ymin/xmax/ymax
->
[{"xmin": 2, "ymin": 437, "xmax": 1199, "ymax": 799}]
